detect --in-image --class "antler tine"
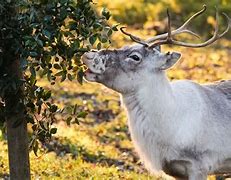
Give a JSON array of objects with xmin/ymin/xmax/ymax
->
[
  {"xmin": 150, "ymin": 8, "xmax": 230, "ymax": 48},
  {"xmin": 120, "ymin": 27, "xmax": 149, "ymax": 46},
  {"xmin": 220, "ymin": 13, "xmax": 231, "ymax": 37},
  {"xmin": 120, "ymin": 5, "xmax": 230, "ymax": 48},
  {"xmin": 175, "ymin": 5, "xmax": 206, "ymax": 35},
  {"xmin": 148, "ymin": 9, "xmax": 173, "ymax": 48},
  {"xmin": 167, "ymin": 9, "xmax": 172, "ymax": 41},
  {"xmin": 146, "ymin": 5, "xmax": 207, "ymax": 44}
]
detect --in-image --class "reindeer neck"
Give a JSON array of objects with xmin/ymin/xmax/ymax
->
[{"xmin": 122, "ymin": 72, "xmax": 176, "ymax": 125}]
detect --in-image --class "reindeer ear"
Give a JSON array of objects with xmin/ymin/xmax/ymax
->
[{"xmin": 160, "ymin": 52, "xmax": 181, "ymax": 70}]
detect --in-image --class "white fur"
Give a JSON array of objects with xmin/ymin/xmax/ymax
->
[{"xmin": 122, "ymin": 72, "xmax": 231, "ymax": 179}]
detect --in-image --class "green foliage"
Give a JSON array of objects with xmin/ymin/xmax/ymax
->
[{"xmin": 0, "ymin": 0, "xmax": 115, "ymax": 151}]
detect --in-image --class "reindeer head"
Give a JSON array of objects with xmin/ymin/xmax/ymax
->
[
  {"xmin": 82, "ymin": 5, "xmax": 230, "ymax": 94},
  {"xmin": 82, "ymin": 45, "xmax": 181, "ymax": 93}
]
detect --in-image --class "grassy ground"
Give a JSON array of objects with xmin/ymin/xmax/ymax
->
[
  {"xmin": 0, "ymin": 81, "xmax": 157, "ymax": 180},
  {"xmin": 0, "ymin": 38, "xmax": 230, "ymax": 179}
]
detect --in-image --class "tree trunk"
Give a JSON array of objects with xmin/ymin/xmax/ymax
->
[
  {"xmin": 6, "ymin": 118, "xmax": 30, "ymax": 180},
  {"xmin": 5, "ymin": 59, "xmax": 31, "ymax": 180}
]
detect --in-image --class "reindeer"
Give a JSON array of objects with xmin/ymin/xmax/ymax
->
[{"xmin": 82, "ymin": 5, "xmax": 231, "ymax": 180}]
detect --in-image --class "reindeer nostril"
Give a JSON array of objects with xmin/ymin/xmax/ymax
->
[{"xmin": 94, "ymin": 59, "xmax": 99, "ymax": 64}]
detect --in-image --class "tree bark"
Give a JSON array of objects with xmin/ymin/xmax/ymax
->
[
  {"xmin": 5, "ymin": 59, "xmax": 31, "ymax": 180},
  {"xmin": 6, "ymin": 118, "xmax": 30, "ymax": 180}
]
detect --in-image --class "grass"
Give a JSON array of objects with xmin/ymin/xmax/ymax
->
[{"xmin": 0, "ymin": 82, "xmax": 157, "ymax": 179}]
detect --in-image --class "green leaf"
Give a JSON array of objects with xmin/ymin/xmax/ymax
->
[
  {"xmin": 61, "ymin": 73, "xmax": 66, "ymax": 82},
  {"xmin": 77, "ymin": 68, "xmax": 84, "ymax": 85},
  {"xmin": 97, "ymin": 42, "xmax": 102, "ymax": 50},
  {"xmin": 60, "ymin": 8, "xmax": 68, "ymax": 20},
  {"xmin": 42, "ymin": 29, "xmax": 51, "ymax": 39},
  {"xmin": 33, "ymin": 140, "xmax": 39, "ymax": 156},
  {"xmin": 93, "ymin": 23, "xmax": 103, "ymax": 30},
  {"xmin": 112, "ymin": 24, "xmax": 119, "ymax": 31},
  {"xmin": 67, "ymin": 73, "xmax": 72, "ymax": 81},
  {"xmin": 43, "ymin": 90, "xmax": 51, "ymax": 101},
  {"xmin": 55, "ymin": 71, "xmax": 64, "ymax": 76},
  {"xmin": 32, "ymin": 125, "xmax": 37, "ymax": 131},
  {"xmin": 100, "ymin": 37, "xmax": 107, "ymax": 43},
  {"xmin": 53, "ymin": 64, "xmax": 61, "ymax": 69},
  {"xmin": 72, "ymin": 40, "xmax": 80, "ymax": 49},
  {"xmin": 73, "ymin": 104, "xmax": 77, "ymax": 115},
  {"xmin": 50, "ymin": 105, "xmax": 58, "ymax": 113},
  {"xmin": 77, "ymin": 111, "xmax": 88, "ymax": 118},
  {"xmin": 50, "ymin": 128, "xmax": 57, "ymax": 134},
  {"xmin": 66, "ymin": 116, "xmax": 72, "ymax": 125},
  {"xmin": 27, "ymin": 115, "xmax": 35, "ymax": 124},
  {"xmin": 30, "ymin": 66, "xmax": 36, "ymax": 77},
  {"xmin": 37, "ymin": 39, "xmax": 44, "ymax": 47},
  {"xmin": 30, "ymin": 52, "xmax": 38, "ymax": 57},
  {"xmin": 107, "ymin": 29, "xmax": 113, "ymax": 36},
  {"xmin": 74, "ymin": 118, "xmax": 80, "ymax": 125},
  {"xmin": 60, "ymin": 0, "xmax": 68, "ymax": 5},
  {"xmin": 89, "ymin": 34, "xmax": 97, "ymax": 45},
  {"xmin": 20, "ymin": 58, "xmax": 28, "ymax": 70},
  {"xmin": 68, "ymin": 21, "xmax": 77, "ymax": 31},
  {"xmin": 47, "ymin": 71, "xmax": 52, "ymax": 82},
  {"xmin": 44, "ymin": 15, "xmax": 52, "ymax": 23},
  {"xmin": 102, "ymin": 8, "xmax": 111, "ymax": 20}
]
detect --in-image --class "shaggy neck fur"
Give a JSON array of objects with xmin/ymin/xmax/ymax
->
[
  {"xmin": 122, "ymin": 72, "xmax": 177, "ymax": 171},
  {"xmin": 123, "ymin": 72, "xmax": 176, "ymax": 134}
]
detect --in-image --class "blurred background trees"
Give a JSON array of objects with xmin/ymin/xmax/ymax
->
[{"xmin": 98, "ymin": 0, "xmax": 231, "ymax": 38}]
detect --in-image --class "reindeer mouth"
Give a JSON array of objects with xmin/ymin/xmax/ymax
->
[
  {"xmin": 83, "ymin": 65, "xmax": 103, "ymax": 76},
  {"xmin": 82, "ymin": 65, "xmax": 103, "ymax": 82},
  {"xmin": 81, "ymin": 52, "xmax": 104, "ymax": 76},
  {"xmin": 81, "ymin": 57, "xmax": 97, "ymax": 75},
  {"xmin": 84, "ymin": 68, "xmax": 95, "ymax": 75}
]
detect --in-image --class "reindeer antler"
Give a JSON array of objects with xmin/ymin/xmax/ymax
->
[
  {"xmin": 146, "ymin": 5, "xmax": 207, "ymax": 44},
  {"xmin": 120, "ymin": 27, "xmax": 149, "ymax": 47},
  {"xmin": 149, "ymin": 6, "xmax": 231, "ymax": 48},
  {"xmin": 120, "ymin": 5, "xmax": 231, "ymax": 48}
]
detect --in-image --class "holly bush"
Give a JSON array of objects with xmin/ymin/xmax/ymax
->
[{"xmin": 0, "ymin": 0, "xmax": 117, "ymax": 154}]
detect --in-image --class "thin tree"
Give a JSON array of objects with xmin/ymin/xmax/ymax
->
[{"xmin": 0, "ymin": 0, "xmax": 117, "ymax": 179}]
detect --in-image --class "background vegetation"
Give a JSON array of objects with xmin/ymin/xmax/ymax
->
[{"xmin": 0, "ymin": 0, "xmax": 231, "ymax": 179}]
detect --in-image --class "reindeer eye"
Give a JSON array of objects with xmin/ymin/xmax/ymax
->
[{"xmin": 129, "ymin": 54, "xmax": 140, "ymax": 61}]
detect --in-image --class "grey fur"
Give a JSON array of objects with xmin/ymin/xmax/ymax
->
[{"xmin": 206, "ymin": 80, "xmax": 231, "ymax": 99}]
